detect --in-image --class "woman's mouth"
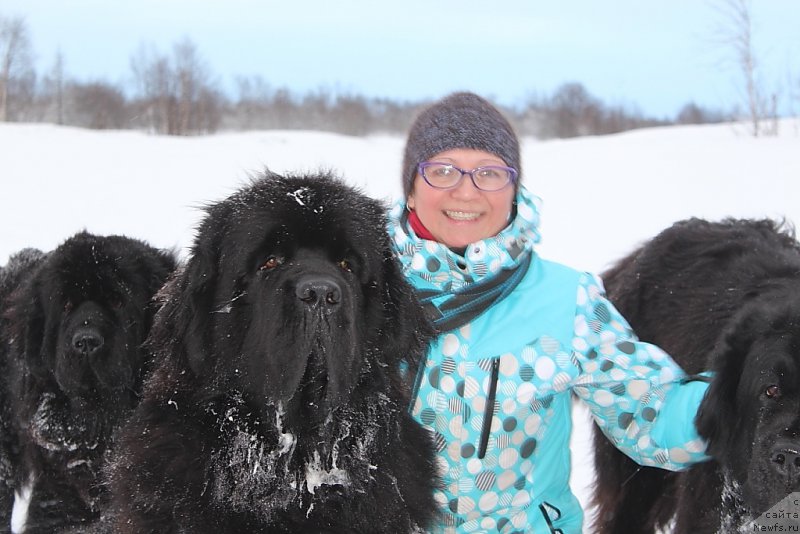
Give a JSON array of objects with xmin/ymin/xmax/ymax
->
[{"xmin": 445, "ymin": 210, "xmax": 481, "ymax": 221}]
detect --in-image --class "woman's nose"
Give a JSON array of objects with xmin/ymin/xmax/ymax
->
[{"xmin": 450, "ymin": 172, "xmax": 481, "ymax": 198}]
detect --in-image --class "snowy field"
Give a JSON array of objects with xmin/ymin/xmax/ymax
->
[{"xmin": 1, "ymin": 119, "xmax": 799, "ymax": 531}]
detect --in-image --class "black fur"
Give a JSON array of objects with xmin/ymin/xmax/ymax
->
[
  {"xmin": 0, "ymin": 249, "xmax": 47, "ymax": 533},
  {"xmin": 108, "ymin": 171, "xmax": 440, "ymax": 533},
  {"xmin": 591, "ymin": 218, "xmax": 800, "ymax": 533},
  {"xmin": 0, "ymin": 232, "xmax": 177, "ymax": 533}
]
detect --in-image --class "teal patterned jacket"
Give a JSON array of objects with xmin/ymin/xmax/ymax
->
[{"xmin": 388, "ymin": 186, "xmax": 709, "ymax": 534}]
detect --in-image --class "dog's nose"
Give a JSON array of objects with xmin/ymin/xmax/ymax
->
[
  {"xmin": 71, "ymin": 329, "xmax": 105, "ymax": 355},
  {"xmin": 771, "ymin": 440, "xmax": 800, "ymax": 478},
  {"xmin": 296, "ymin": 276, "xmax": 341, "ymax": 307}
]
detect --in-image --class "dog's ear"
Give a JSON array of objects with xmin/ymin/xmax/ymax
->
[
  {"xmin": 147, "ymin": 228, "xmax": 219, "ymax": 377},
  {"xmin": 146, "ymin": 248, "xmax": 179, "ymax": 297},
  {"xmin": 695, "ymin": 306, "xmax": 759, "ymax": 460},
  {"xmin": 379, "ymin": 245, "xmax": 435, "ymax": 369},
  {"xmin": 10, "ymin": 278, "xmax": 50, "ymax": 381},
  {"xmin": 1, "ymin": 249, "xmax": 49, "ymax": 379},
  {"xmin": 140, "ymin": 248, "xmax": 179, "ymax": 324}
]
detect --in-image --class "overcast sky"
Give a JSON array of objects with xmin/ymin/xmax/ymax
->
[{"xmin": 3, "ymin": 0, "xmax": 799, "ymax": 118}]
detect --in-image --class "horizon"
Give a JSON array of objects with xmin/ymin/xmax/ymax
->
[{"xmin": 2, "ymin": 0, "xmax": 799, "ymax": 118}]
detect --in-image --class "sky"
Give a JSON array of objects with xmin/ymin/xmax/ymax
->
[
  {"xmin": 2, "ymin": 0, "xmax": 799, "ymax": 118},
  {"xmin": 1, "ymin": 118, "xmax": 799, "ymax": 531}
]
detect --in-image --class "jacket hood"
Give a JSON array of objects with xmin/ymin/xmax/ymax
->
[{"xmin": 388, "ymin": 185, "xmax": 542, "ymax": 292}]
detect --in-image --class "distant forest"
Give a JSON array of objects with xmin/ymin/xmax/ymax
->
[{"xmin": 1, "ymin": 17, "xmax": 732, "ymax": 138}]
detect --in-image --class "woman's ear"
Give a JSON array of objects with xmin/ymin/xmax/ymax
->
[{"xmin": 407, "ymin": 194, "xmax": 416, "ymax": 210}]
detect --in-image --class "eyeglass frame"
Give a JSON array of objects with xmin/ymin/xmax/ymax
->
[{"xmin": 417, "ymin": 161, "xmax": 518, "ymax": 192}]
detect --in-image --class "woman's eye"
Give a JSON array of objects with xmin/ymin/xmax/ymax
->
[
  {"xmin": 765, "ymin": 384, "xmax": 781, "ymax": 399},
  {"xmin": 337, "ymin": 259, "xmax": 353, "ymax": 273},
  {"xmin": 259, "ymin": 256, "xmax": 283, "ymax": 271},
  {"xmin": 433, "ymin": 166, "xmax": 455, "ymax": 177}
]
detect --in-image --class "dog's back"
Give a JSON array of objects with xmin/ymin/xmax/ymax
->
[
  {"xmin": 592, "ymin": 218, "xmax": 800, "ymax": 534},
  {"xmin": 602, "ymin": 217, "xmax": 800, "ymax": 371}
]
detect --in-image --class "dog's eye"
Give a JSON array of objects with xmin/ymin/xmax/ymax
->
[
  {"xmin": 63, "ymin": 300, "xmax": 73, "ymax": 313},
  {"xmin": 259, "ymin": 256, "xmax": 283, "ymax": 271},
  {"xmin": 765, "ymin": 385, "xmax": 782, "ymax": 399},
  {"xmin": 337, "ymin": 259, "xmax": 353, "ymax": 273}
]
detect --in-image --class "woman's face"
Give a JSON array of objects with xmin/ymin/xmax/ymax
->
[{"xmin": 407, "ymin": 148, "xmax": 516, "ymax": 249}]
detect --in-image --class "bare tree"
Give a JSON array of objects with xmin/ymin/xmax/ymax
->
[
  {"xmin": 712, "ymin": 0, "xmax": 777, "ymax": 136},
  {"xmin": 130, "ymin": 44, "xmax": 174, "ymax": 133},
  {"xmin": 676, "ymin": 102, "xmax": 728, "ymax": 125},
  {"xmin": 40, "ymin": 49, "xmax": 66, "ymax": 124},
  {"xmin": 0, "ymin": 14, "xmax": 34, "ymax": 122},
  {"xmin": 330, "ymin": 94, "xmax": 371, "ymax": 135},
  {"xmin": 547, "ymin": 82, "xmax": 602, "ymax": 138},
  {"xmin": 230, "ymin": 75, "xmax": 273, "ymax": 129},
  {"xmin": 173, "ymin": 38, "xmax": 201, "ymax": 134},
  {"xmin": 271, "ymin": 87, "xmax": 298, "ymax": 128},
  {"xmin": 51, "ymin": 50, "xmax": 65, "ymax": 125},
  {"xmin": 70, "ymin": 80, "xmax": 128, "ymax": 129},
  {"xmin": 129, "ymin": 38, "xmax": 223, "ymax": 135}
]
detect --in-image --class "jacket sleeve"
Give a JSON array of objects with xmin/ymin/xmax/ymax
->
[{"xmin": 570, "ymin": 273, "xmax": 710, "ymax": 470}]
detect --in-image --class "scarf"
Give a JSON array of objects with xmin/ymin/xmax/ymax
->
[{"xmin": 389, "ymin": 186, "xmax": 543, "ymax": 332}]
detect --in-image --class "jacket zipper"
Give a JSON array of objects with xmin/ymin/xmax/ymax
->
[{"xmin": 478, "ymin": 357, "xmax": 500, "ymax": 459}]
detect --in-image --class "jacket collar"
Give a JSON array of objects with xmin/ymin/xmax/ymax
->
[{"xmin": 388, "ymin": 185, "xmax": 542, "ymax": 292}]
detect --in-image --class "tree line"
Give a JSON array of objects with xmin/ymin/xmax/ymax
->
[{"xmin": 0, "ymin": 13, "xmax": 760, "ymax": 139}]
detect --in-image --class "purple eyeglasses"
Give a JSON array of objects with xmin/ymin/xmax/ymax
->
[{"xmin": 418, "ymin": 162, "xmax": 517, "ymax": 192}]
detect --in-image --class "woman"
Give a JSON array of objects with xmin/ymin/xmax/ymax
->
[{"xmin": 388, "ymin": 92, "xmax": 709, "ymax": 533}]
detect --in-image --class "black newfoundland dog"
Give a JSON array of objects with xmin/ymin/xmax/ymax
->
[
  {"xmin": 108, "ymin": 171, "xmax": 439, "ymax": 533},
  {"xmin": 0, "ymin": 232, "xmax": 177, "ymax": 533},
  {"xmin": 591, "ymin": 218, "xmax": 800, "ymax": 533}
]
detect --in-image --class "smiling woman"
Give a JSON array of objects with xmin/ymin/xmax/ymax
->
[
  {"xmin": 388, "ymin": 92, "xmax": 712, "ymax": 533},
  {"xmin": 402, "ymin": 92, "xmax": 522, "ymax": 250}
]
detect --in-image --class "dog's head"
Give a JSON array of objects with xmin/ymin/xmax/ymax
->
[
  {"xmin": 10, "ymin": 231, "xmax": 176, "ymax": 403},
  {"xmin": 153, "ymin": 171, "xmax": 431, "ymax": 422},
  {"xmin": 696, "ymin": 295, "xmax": 800, "ymax": 514}
]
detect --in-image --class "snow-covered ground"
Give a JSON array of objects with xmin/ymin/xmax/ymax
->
[{"xmin": 1, "ymin": 119, "xmax": 799, "ymax": 531}]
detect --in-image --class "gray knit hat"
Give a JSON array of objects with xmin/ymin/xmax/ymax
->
[{"xmin": 402, "ymin": 92, "xmax": 521, "ymax": 198}]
